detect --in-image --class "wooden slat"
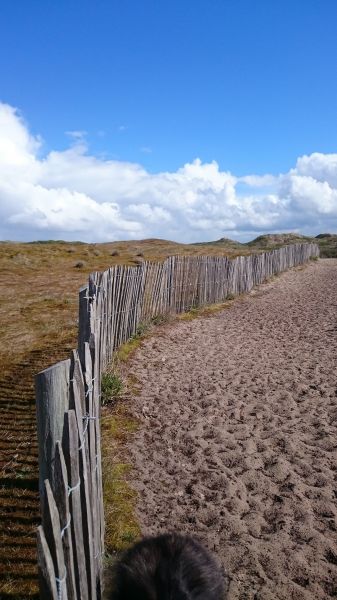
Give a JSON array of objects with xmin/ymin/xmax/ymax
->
[
  {"xmin": 63, "ymin": 410, "xmax": 89, "ymax": 600},
  {"xmin": 72, "ymin": 377, "xmax": 96, "ymax": 600},
  {"xmin": 37, "ymin": 525, "xmax": 58, "ymax": 600},
  {"xmin": 71, "ymin": 347, "xmax": 97, "ymax": 597},
  {"xmin": 78, "ymin": 285, "xmax": 89, "ymax": 369},
  {"xmin": 84, "ymin": 327, "xmax": 104, "ymax": 594},
  {"xmin": 88, "ymin": 331, "xmax": 104, "ymax": 592},
  {"xmin": 53, "ymin": 442, "xmax": 77, "ymax": 600},
  {"xmin": 70, "ymin": 350, "xmax": 86, "ymax": 418},
  {"xmin": 35, "ymin": 359, "xmax": 71, "ymax": 500},
  {"xmin": 42, "ymin": 480, "xmax": 68, "ymax": 600},
  {"xmin": 83, "ymin": 342, "xmax": 99, "ymax": 586},
  {"xmin": 91, "ymin": 338, "xmax": 104, "ymax": 569}
]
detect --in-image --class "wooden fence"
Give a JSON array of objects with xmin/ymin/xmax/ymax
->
[{"xmin": 35, "ymin": 242, "xmax": 319, "ymax": 599}]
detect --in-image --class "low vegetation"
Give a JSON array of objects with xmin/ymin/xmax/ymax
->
[
  {"xmin": 247, "ymin": 232, "xmax": 337, "ymax": 257},
  {"xmin": 101, "ymin": 402, "xmax": 141, "ymax": 555},
  {"xmin": 314, "ymin": 233, "xmax": 337, "ymax": 257},
  {"xmin": 178, "ymin": 298, "xmax": 235, "ymax": 322},
  {"xmin": 101, "ymin": 372, "xmax": 124, "ymax": 405},
  {"xmin": 100, "ymin": 312, "xmax": 177, "ymax": 560}
]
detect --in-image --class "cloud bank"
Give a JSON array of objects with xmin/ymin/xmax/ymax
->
[{"xmin": 0, "ymin": 102, "xmax": 336, "ymax": 243}]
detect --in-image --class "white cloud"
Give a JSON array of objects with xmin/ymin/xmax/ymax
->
[
  {"xmin": 281, "ymin": 174, "xmax": 337, "ymax": 216},
  {"xmin": 239, "ymin": 174, "xmax": 277, "ymax": 188},
  {"xmin": 294, "ymin": 152, "xmax": 337, "ymax": 188},
  {"xmin": 0, "ymin": 103, "xmax": 41, "ymax": 182},
  {"xmin": 0, "ymin": 102, "xmax": 336, "ymax": 242},
  {"xmin": 65, "ymin": 130, "xmax": 88, "ymax": 143}
]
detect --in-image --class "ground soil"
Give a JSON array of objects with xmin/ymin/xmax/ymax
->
[{"xmin": 126, "ymin": 259, "xmax": 337, "ymax": 599}]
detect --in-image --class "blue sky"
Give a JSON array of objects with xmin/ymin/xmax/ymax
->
[{"xmin": 0, "ymin": 0, "xmax": 337, "ymax": 242}]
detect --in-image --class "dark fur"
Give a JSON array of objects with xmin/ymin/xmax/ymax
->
[{"xmin": 110, "ymin": 532, "xmax": 226, "ymax": 599}]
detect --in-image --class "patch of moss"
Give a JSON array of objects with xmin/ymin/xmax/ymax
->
[
  {"xmin": 103, "ymin": 405, "xmax": 138, "ymax": 442},
  {"xmin": 103, "ymin": 461, "xmax": 141, "ymax": 552},
  {"xmin": 101, "ymin": 407, "xmax": 141, "ymax": 553},
  {"xmin": 178, "ymin": 307, "xmax": 199, "ymax": 321},
  {"xmin": 178, "ymin": 300, "xmax": 233, "ymax": 321},
  {"xmin": 114, "ymin": 336, "xmax": 144, "ymax": 363},
  {"xmin": 151, "ymin": 313, "xmax": 171, "ymax": 326}
]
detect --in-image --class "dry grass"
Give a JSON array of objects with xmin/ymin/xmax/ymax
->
[
  {"xmin": 178, "ymin": 298, "xmax": 236, "ymax": 321},
  {"xmin": 101, "ymin": 401, "xmax": 141, "ymax": 553},
  {"xmin": 0, "ymin": 238, "xmax": 249, "ymax": 373}
]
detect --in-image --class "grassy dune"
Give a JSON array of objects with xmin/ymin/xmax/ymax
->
[
  {"xmin": 0, "ymin": 236, "xmax": 259, "ymax": 375},
  {"xmin": 0, "ymin": 232, "xmax": 335, "ymax": 372}
]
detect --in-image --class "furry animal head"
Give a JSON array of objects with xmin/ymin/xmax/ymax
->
[{"xmin": 110, "ymin": 532, "xmax": 227, "ymax": 600}]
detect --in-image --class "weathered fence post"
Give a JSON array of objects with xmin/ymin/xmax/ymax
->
[{"xmin": 35, "ymin": 359, "xmax": 71, "ymax": 497}]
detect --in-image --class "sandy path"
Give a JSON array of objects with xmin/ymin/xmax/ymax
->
[{"xmin": 126, "ymin": 259, "xmax": 337, "ymax": 599}]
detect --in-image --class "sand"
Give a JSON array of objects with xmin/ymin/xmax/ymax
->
[{"xmin": 126, "ymin": 259, "xmax": 337, "ymax": 599}]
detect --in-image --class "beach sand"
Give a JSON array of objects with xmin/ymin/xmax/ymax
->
[{"xmin": 126, "ymin": 258, "xmax": 337, "ymax": 599}]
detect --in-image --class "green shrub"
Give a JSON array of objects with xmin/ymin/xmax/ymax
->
[
  {"xmin": 151, "ymin": 313, "xmax": 170, "ymax": 326},
  {"xmin": 134, "ymin": 321, "xmax": 149, "ymax": 337},
  {"xmin": 101, "ymin": 372, "xmax": 123, "ymax": 405}
]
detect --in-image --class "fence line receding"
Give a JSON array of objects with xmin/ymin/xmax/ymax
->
[{"xmin": 35, "ymin": 242, "xmax": 319, "ymax": 599}]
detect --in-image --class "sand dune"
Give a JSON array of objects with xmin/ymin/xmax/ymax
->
[{"xmin": 126, "ymin": 259, "xmax": 337, "ymax": 599}]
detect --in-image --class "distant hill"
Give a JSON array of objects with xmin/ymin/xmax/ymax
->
[
  {"xmin": 245, "ymin": 233, "xmax": 337, "ymax": 258},
  {"xmin": 2, "ymin": 232, "xmax": 337, "ymax": 262},
  {"xmin": 313, "ymin": 233, "xmax": 337, "ymax": 258},
  {"xmin": 246, "ymin": 233, "xmax": 313, "ymax": 248},
  {"xmin": 198, "ymin": 232, "xmax": 337, "ymax": 258},
  {"xmin": 246, "ymin": 232, "xmax": 337, "ymax": 257},
  {"xmin": 194, "ymin": 236, "xmax": 244, "ymax": 250}
]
